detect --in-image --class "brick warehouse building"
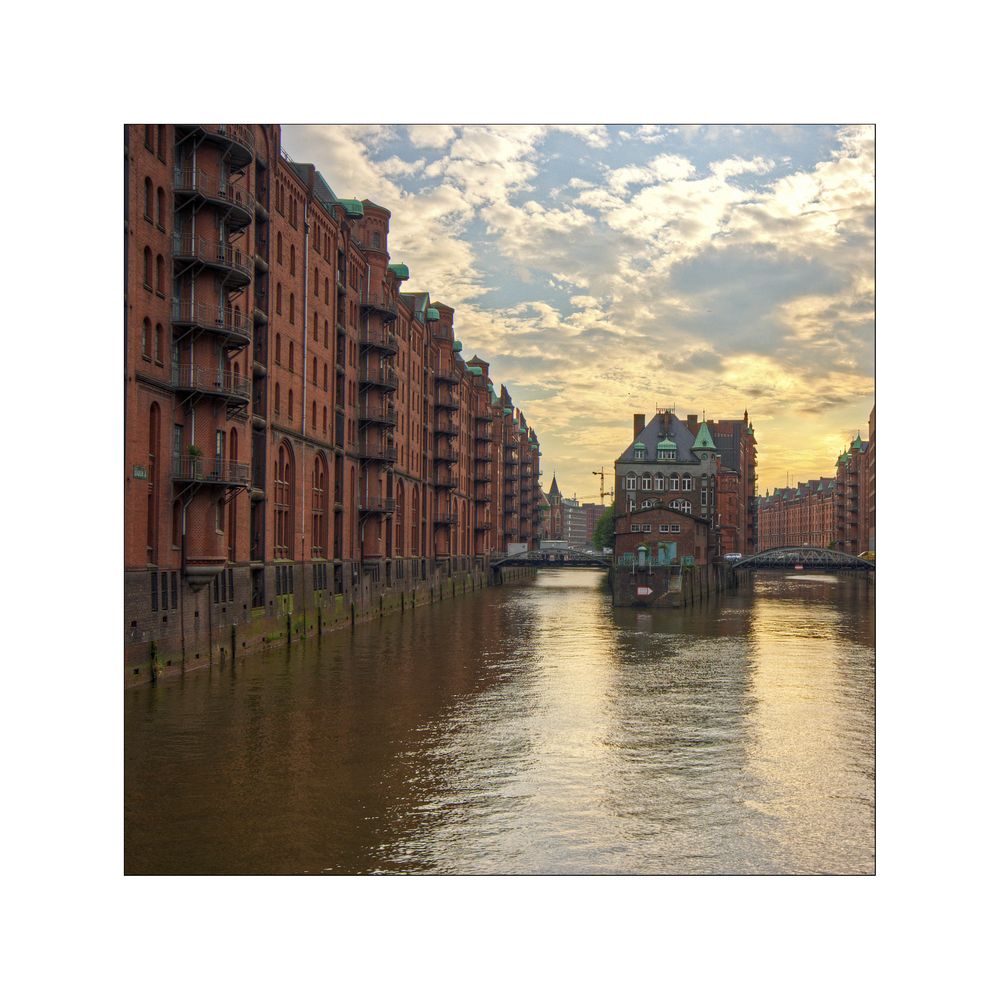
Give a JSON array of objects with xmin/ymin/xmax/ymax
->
[
  {"xmin": 756, "ymin": 405, "xmax": 874, "ymax": 554},
  {"xmin": 125, "ymin": 124, "xmax": 542, "ymax": 684}
]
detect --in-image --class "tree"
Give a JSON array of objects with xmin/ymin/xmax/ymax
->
[{"xmin": 592, "ymin": 507, "xmax": 615, "ymax": 550}]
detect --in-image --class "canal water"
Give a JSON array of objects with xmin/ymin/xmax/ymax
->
[{"xmin": 125, "ymin": 570, "xmax": 874, "ymax": 874}]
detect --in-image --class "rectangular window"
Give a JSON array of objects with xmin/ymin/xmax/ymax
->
[
  {"xmin": 643, "ymin": 524, "xmax": 652, "ymax": 533},
  {"xmin": 171, "ymin": 572, "xmax": 178, "ymax": 609},
  {"xmin": 228, "ymin": 568, "xmax": 234, "ymax": 601},
  {"xmin": 213, "ymin": 574, "xmax": 220, "ymax": 604},
  {"xmin": 161, "ymin": 572, "xmax": 169, "ymax": 611},
  {"xmin": 150, "ymin": 571, "xmax": 158, "ymax": 612},
  {"xmin": 659, "ymin": 525, "xmax": 669, "ymax": 533},
  {"xmin": 630, "ymin": 524, "xmax": 640, "ymax": 533},
  {"xmin": 672, "ymin": 525, "xmax": 680, "ymax": 533}
]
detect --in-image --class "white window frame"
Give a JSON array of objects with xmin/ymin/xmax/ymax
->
[
  {"xmin": 630, "ymin": 524, "xmax": 641, "ymax": 533},
  {"xmin": 671, "ymin": 524, "xmax": 681, "ymax": 533},
  {"xmin": 654, "ymin": 474, "xmax": 664, "ymax": 491},
  {"xmin": 682, "ymin": 475, "xmax": 692, "ymax": 491},
  {"xmin": 641, "ymin": 474, "xmax": 652, "ymax": 491},
  {"xmin": 659, "ymin": 524, "xmax": 669, "ymax": 533},
  {"xmin": 670, "ymin": 474, "xmax": 679, "ymax": 490},
  {"xmin": 642, "ymin": 524, "xmax": 652, "ymax": 533},
  {"xmin": 625, "ymin": 473, "xmax": 637, "ymax": 490}
]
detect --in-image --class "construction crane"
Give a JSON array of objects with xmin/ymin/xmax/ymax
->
[{"xmin": 592, "ymin": 467, "xmax": 614, "ymax": 504}]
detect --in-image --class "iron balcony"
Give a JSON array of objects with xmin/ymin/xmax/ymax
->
[
  {"xmin": 171, "ymin": 364, "xmax": 251, "ymax": 403},
  {"xmin": 360, "ymin": 442, "xmax": 397, "ymax": 464},
  {"xmin": 171, "ymin": 300, "xmax": 252, "ymax": 348},
  {"xmin": 434, "ymin": 511, "xmax": 459, "ymax": 525},
  {"xmin": 435, "ymin": 391, "xmax": 460, "ymax": 410},
  {"xmin": 176, "ymin": 124, "xmax": 255, "ymax": 167},
  {"xmin": 173, "ymin": 233, "xmax": 253, "ymax": 286},
  {"xmin": 434, "ymin": 445, "xmax": 459, "ymax": 464},
  {"xmin": 435, "ymin": 418, "xmax": 459, "ymax": 437},
  {"xmin": 435, "ymin": 368, "xmax": 461, "ymax": 385},
  {"xmin": 358, "ymin": 404, "xmax": 397, "ymax": 427},
  {"xmin": 359, "ymin": 367, "xmax": 398, "ymax": 390},
  {"xmin": 358, "ymin": 495, "xmax": 395, "ymax": 514},
  {"xmin": 359, "ymin": 328, "xmax": 399, "ymax": 354},
  {"xmin": 174, "ymin": 167, "xmax": 255, "ymax": 227},
  {"xmin": 171, "ymin": 456, "xmax": 249, "ymax": 487},
  {"xmin": 360, "ymin": 293, "xmax": 399, "ymax": 319}
]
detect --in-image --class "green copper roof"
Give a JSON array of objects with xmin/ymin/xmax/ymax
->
[
  {"xmin": 503, "ymin": 407, "xmax": 513, "ymax": 416},
  {"xmin": 530, "ymin": 443, "xmax": 538, "ymax": 450},
  {"xmin": 656, "ymin": 437, "xmax": 676, "ymax": 450},
  {"xmin": 426, "ymin": 307, "xmax": 440, "ymax": 321},
  {"xmin": 452, "ymin": 340, "xmax": 462, "ymax": 351},
  {"xmin": 692, "ymin": 422, "xmax": 718, "ymax": 451},
  {"xmin": 468, "ymin": 365, "xmax": 482, "ymax": 376},
  {"xmin": 852, "ymin": 433, "xmax": 864, "ymax": 450},
  {"xmin": 338, "ymin": 198, "xmax": 364, "ymax": 217},
  {"xmin": 388, "ymin": 263, "xmax": 409, "ymax": 280},
  {"xmin": 632, "ymin": 440, "xmax": 647, "ymax": 450}
]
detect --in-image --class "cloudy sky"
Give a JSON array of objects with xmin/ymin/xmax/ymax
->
[{"xmin": 283, "ymin": 124, "xmax": 874, "ymax": 502}]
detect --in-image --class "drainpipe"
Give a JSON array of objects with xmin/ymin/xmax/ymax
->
[{"xmin": 301, "ymin": 171, "xmax": 314, "ymax": 628}]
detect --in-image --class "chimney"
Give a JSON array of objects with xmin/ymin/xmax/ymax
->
[
  {"xmin": 687, "ymin": 414, "xmax": 699, "ymax": 432},
  {"xmin": 633, "ymin": 413, "xmax": 646, "ymax": 440}
]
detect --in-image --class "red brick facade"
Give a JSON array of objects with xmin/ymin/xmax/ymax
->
[{"xmin": 125, "ymin": 124, "xmax": 542, "ymax": 671}]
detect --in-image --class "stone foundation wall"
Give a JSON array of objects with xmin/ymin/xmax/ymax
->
[
  {"xmin": 125, "ymin": 561, "xmax": 536, "ymax": 687},
  {"xmin": 610, "ymin": 563, "xmax": 736, "ymax": 608}
]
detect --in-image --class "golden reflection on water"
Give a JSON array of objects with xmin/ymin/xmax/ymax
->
[{"xmin": 125, "ymin": 569, "xmax": 874, "ymax": 874}]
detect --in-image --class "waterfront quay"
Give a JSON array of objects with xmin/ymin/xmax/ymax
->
[{"xmin": 125, "ymin": 567, "xmax": 874, "ymax": 875}]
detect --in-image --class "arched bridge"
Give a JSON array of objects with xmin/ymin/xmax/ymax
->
[
  {"xmin": 492, "ymin": 546, "xmax": 611, "ymax": 568},
  {"xmin": 734, "ymin": 547, "xmax": 874, "ymax": 571}
]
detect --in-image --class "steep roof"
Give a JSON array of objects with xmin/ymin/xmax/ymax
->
[
  {"xmin": 692, "ymin": 421, "xmax": 718, "ymax": 451},
  {"xmin": 549, "ymin": 475, "xmax": 561, "ymax": 497},
  {"xmin": 615, "ymin": 412, "xmax": 702, "ymax": 465}
]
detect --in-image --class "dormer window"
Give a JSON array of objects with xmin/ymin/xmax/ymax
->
[
  {"xmin": 656, "ymin": 439, "xmax": 676, "ymax": 461},
  {"xmin": 633, "ymin": 442, "xmax": 646, "ymax": 461}
]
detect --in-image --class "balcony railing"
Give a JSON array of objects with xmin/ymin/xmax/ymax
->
[
  {"xmin": 475, "ymin": 428, "xmax": 492, "ymax": 442},
  {"xmin": 172, "ymin": 364, "xmax": 251, "ymax": 401},
  {"xmin": 172, "ymin": 456, "xmax": 249, "ymax": 487},
  {"xmin": 435, "ymin": 367, "xmax": 460, "ymax": 385},
  {"xmin": 435, "ymin": 417, "xmax": 459, "ymax": 436},
  {"xmin": 434, "ymin": 512, "xmax": 459, "ymax": 525},
  {"xmin": 358, "ymin": 404, "xmax": 397, "ymax": 427},
  {"xmin": 174, "ymin": 167, "xmax": 255, "ymax": 222},
  {"xmin": 359, "ymin": 328, "xmax": 399, "ymax": 354},
  {"xmin": 435, "ymin": 390, "xmax": 460, "ymax": 410},
  {"xmin": 173, "ymin": 233, "xmax": 253, "ymax": 283},
  {"xmin": 435, "ymin": 445, "xmax": 458, "ymax": 464},
  {"xmin": 359, "ymin": 495, "xmax": 394, "ymax": 514},
  {"xmin": 434, "ymin": 471, "xmax": 458, "ymax": 489},
  {"xmin": 360, "ymin": 293, "xmax": 398, "ymax": 318},
  {"xmin": 178, "ymin": 125, "xmax": 255, "ymax": 164},
  {"xmin": 359, "ymin": 366, "xmax": 398, "ymax": 390},
  {"xmin": 360, "ymin": 442, "xmax": 397, "ymax": 464},
  {"xmin": 172, "ymin": 300, "xmax": 253, "ymax": 344}
]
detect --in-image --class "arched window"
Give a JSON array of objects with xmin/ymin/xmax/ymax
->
[
  {"xmin": 274, "ymin": 442, "xmax": 293, "ymax": 558},
  {"xmin": 625, "ymin": 473, "xmax": 637, "ymax": 490},
  {"xmin": 311, "ymin": 356, "xmax": 317, "ymax": 384},
  {"xmin": 324, "ymin": 320, "xmax": 329, "ymax": 347},
  {"xmin": 322, "ymin": 406, "xmax": 327, "ymax": 434},
  {"xmin": 641, "ymin": 499, "xmax": 653, "ymax": 509},
  {"xmin": 669, "ymin": 499, "xmax": 692, "ymax": 514},
  {"xmin": 143, "ymin": 178, "xmax": 153, "ymax": 220},
  {"xmin": 682, "ymin": 475, "xmax": 693, "ymax": 491},
  {"xmin": 156, "ymin": 187, "xmax": 165, "ymax": 228},
  {"xmin": 143, "ymin": 247, "xmax": 152, "ymax": 288},
  {"xmin": 323, "ymin": 363, "xmax": 328, "ymax": 390},
  {"xmin": 641, "ymin": 474, "xmax": 652, "ymax": 491},
  {"xmin": 313, "ymin": 267, "xmax": 318, "ymax": 293},
  {"xmin": 654, "ymin": 474, "xmax": 664, "ymax": 491},
  {"xmin": 147, "ymin": 403, "xmax": 160, "ymax": 562},
  {"xmin": 276, "ymin": 283, "xmax": 282, "ymax": 315},
  {"xmin": 274, "ymin": 381, "xmax": 281, "ymax": 414},
  {"xmin": 395, "ymin": 481, "xmax": 405, "ymax": 552},
  {"xmin": 290, "ymin": 244, "xmax": 296, "ymax": 276},
  {"xmin": 144, "ymin": 126, "xmax": 154, "ymax": 150},
  {"xmin": 228, "ymin": 429, "xmax": 239, "ymax": 560},
  {"xmin": 288, "ymin": 343, "xmax": 294, "ymax": 373},
  {"xmin": 312, "ymin": 401, "xmax": 317, "ymax": 428},
  {"xmin": 411, "ymin": 489, "xmax": 419, "ymax": 552},
  {"xmin": 289, "ymin": 293, "xmax": 295, "ymax": 323},
  {"xmin": 312, "ymin": 453, "xmax": 327, "ymax": 558},
  {"xmin": 670, "ymin": 474, "xmax": 679, "ymax": 491},
  {"xmin": 154, "ymin": 323, "xmax": 163, "ymax": 363},
  {"xmin": 287, "ymin": 388, "xmax": 293, "ymax": 418},
  {"xmin": 157, "ymin": 125, "xmax": 166, "ymax": 160},
  {"xmin": 277, "ymin": 233, "xmax": 282, "ymax": 264},
  {"xmin": 275, "ymin": 333, "xmax": 281, "ymax": 366},
  {"xmin": 142, "ymin": 317, "xmax": 151, "ymax": 358},
  {"xmin": 155, "ymin": 254, "xmax": 164, "ymax": 294},
  {"xmin": 313, "ymin": 312, "xmax": 318, "ymax": 341},
  {"xmin": 325, "ymin": 278, "xmax": 329, "ymax": 304}
]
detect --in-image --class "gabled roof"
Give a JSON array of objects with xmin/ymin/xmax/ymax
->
[
  {"xmin": 615, "ymin": 412, "xmax": 701, "ymax": 465},
  {"xmin": 549, "ymin": 475, "xmax": 561, "ymax": 497}
]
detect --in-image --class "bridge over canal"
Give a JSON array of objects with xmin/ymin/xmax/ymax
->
[
  {"xmin": 734, "ymin": 547, "xmax": 874, "ymax": 571},
  {"xmin": 491, "ymin": 546, "xmax": 611, "ymax": 570}
]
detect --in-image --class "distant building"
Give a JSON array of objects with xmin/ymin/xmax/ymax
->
[
  {"xmin": 581, "ymin": 502, "xmax": 608, "ymax": 547},
  {"xmin": 757, "ymin": 405, "xmax": 874, "ymax": 554},
  {"xmin": 563, "ymin": 498, "xmax": 589, "ymax": 549}
]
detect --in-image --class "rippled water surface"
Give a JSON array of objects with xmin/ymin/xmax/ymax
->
[{"xmin": 125, "ymin": 570, "xmax": 874, "ymax": 874}]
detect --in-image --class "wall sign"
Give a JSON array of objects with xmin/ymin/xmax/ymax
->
[
  {"xmin": 637, "ymin": 586, "xmax": 653, "ymax": 596},
  {"xmin": 133, "ymin": 466, "xmax": 147, "ymax": 480}
]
